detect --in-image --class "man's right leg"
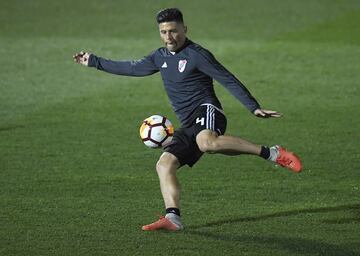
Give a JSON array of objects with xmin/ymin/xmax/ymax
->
[
  {"xmin": 156, "ymin": 152, "xmax": 181, "ymax": 210},
  {"xmin": 142, "ymin": 152, "xmax": 184, "ymax": 231}
]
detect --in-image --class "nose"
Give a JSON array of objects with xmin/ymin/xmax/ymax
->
[{"xmin": 165, "ymin": 32, "xmax": 173, "ymax": 41}]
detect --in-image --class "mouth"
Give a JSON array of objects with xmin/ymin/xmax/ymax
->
[{"xmin": 166, "ymin": 42, "xmax": 177, "ymax": 47}]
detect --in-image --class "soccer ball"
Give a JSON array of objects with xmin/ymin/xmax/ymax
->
[{"xmin": 139, "ymin": 115, "xmax": 174, "ymax": 148}]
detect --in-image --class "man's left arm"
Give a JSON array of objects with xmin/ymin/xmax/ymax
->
[{"xmin": 195, "ymin": 49, "xmax": 281, "ymax": 118}]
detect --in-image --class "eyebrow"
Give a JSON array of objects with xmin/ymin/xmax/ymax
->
[{"xmin": 160, "ymin": 28, "xmax": 178, "ymax": 33}]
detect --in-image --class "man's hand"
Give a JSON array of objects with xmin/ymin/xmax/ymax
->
[
  {"xmin": 253, "ymin": 109, "xmax": 282, "ymax": 118},
  {"xmin": 73, "ymin": 51, "xmax": 91, "ymax": 66}
]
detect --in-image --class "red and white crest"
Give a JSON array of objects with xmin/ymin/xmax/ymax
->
[{"xmin": 178, "ymin": 59, "xmax": 187, "ymax": 73}]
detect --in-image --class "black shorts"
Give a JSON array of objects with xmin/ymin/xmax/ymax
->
[{"xmin": 164, "ymin": 104, "xmax": 227, "ymax": 167}]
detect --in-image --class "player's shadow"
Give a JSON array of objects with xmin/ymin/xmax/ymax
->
[
  {"xmin": 185, "ymin": 204, "xmax": 360, "ymax": 256},
  {"xmin": 187, "ymin": 203, "xmax": 360, "ymax": 229}
]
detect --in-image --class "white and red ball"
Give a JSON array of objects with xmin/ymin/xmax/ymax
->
[{"xmin": 139, "ymin": 115, "xmax": 174, "ymax": 148}]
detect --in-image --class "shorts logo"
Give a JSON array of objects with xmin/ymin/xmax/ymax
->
[
  {"xmin": 196, "ymin": 117, "xmax": 205, "ymax": 126},
  {"xmin": 178, "ymin": 59, "xmax": 187, "ymax": 73}
]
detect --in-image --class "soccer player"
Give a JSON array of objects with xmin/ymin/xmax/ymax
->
[{"xmin": 73, "ymin": 8, "xmax": 302, "ymax": 231}]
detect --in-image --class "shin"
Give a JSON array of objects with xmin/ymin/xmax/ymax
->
[{"xmin": 156, "ymin": 152, "xmax": 181, "ymax": 209}]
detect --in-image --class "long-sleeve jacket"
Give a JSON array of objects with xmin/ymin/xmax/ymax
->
[{"xmin": 88, "ymin": 39, "xmax": 260, "ymax": 126}]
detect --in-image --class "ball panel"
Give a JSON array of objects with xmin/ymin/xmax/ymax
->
[
  {"xmin": 149, "ymin": 126, "xmax": 167, "ymax": 142},
  {"xmin": 145, "ymin": 115, "xmax": 163, "ymax": 125},
  {"xmin": 139, "ymin": 123, "xmax": 151, "ymax": 139},
  {"xmin": 166, "ymin": 125, "xmax": 174, "ymax": 136},
  {"xmin": 164, "ymin": 119, "xmax": 174, "ymax": 135},
  {"xmin": 143, "ymin": 140, "xmax": 159, "ymax": 148}
]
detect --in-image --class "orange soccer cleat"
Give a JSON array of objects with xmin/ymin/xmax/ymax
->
[
  {"xmin": 273, "ymin": 146, "xmax": 302, "ymax": 173},
  {"xmin": 142, "ymin": 215, "xmax": 183, "ymax": 231}
]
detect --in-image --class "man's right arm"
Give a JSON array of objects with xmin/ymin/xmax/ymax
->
[{"xmin": 73, "ymin": 51, "xmax": 159, "ymax": 77}]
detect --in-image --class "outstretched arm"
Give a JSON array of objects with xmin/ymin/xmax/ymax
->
[
  {"xmin": 194, "ymin": 48, "xmax": 282, "ymax": 118},
  {"xmin": 73, "ymin": 51, "xmax": 159, "ymax": 77},
  {"xmin": 194, "ymin": 48, "xmax": 260, "ymax": 113}
]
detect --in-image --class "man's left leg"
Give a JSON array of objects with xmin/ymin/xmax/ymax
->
[
  {"xmin": 196, "ymin": 130, "xmax": 302, "ymax": 172},
  {"xmin": 196, "ymin": 130, "xmax": 262, "ymax": 155}
]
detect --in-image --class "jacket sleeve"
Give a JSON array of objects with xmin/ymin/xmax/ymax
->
[
  {"xmin": 88, "ymin": 51, "xmax": 159, "ymax": 77},
  {"xmin": 194, "ymin": 48, "xmax": 260, "ymax": 113}
]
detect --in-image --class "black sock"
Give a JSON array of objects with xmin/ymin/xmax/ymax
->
[
  {"xmin": 260, "ymin": 146, "xmax": 270, "ymax": 159},
  {"xmin": 166, "ymin": 208, "xmax": 180, "ymax": 217}
]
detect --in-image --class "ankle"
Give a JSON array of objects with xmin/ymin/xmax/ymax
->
[{"xmin": 166, "ymin": 207, "xmax": 180, "ymax": 217}]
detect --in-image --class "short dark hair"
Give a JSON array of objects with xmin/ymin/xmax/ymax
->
[{"xmin": 156, "ymin": 8, "xmax": 184, "ymax": 24}]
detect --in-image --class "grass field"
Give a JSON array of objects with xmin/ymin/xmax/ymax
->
[{"xmin": 1, "ymin": 0, "xmax": 359, "ymax": 255}]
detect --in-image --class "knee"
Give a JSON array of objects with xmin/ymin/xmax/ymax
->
[
  {"xmin": 197, "ymin": 137, "xmax": 218, "ymax": 153},
  {"xmin": 156, "ymin": 158, "xmax": 167, "ymax": 173},
  {"xmin": 156, "ymin": 153, "xmax": 180, "ymax": 173}
]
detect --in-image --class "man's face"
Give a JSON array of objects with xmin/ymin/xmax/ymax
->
[{"xmin": 159, "ymin": 21, "xmax": 187, "ymax": 52}]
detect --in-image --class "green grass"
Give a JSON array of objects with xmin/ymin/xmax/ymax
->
[{"xmin": 1, "ymin": 0, "xmax": 359, "ymax": 255}]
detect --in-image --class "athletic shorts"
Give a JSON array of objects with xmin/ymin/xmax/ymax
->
[{"xmin": 164, "ymin": 104, "xmax": 227, "ymax": 167}]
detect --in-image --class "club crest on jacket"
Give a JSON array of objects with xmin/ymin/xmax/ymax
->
[{"xmin": 178, "ymin": 59, "xmax": 187, "ymax": 73}]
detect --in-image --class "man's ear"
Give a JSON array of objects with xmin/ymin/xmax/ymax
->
[{"xmin": 184, "ymin": 25, "xmax": 187, "ymax": 33}]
